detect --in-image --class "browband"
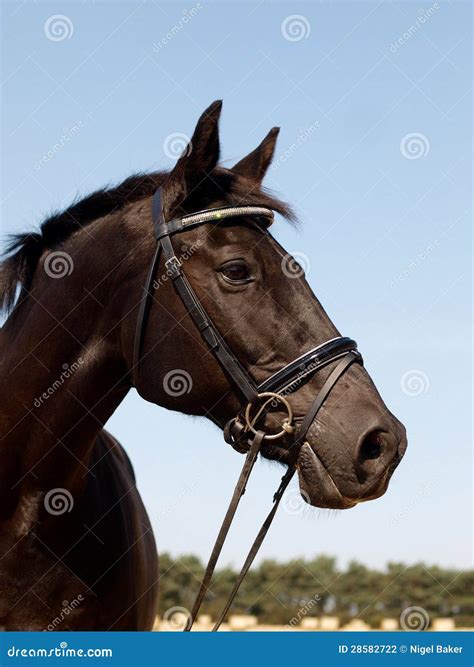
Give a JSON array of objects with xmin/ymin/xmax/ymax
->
[{"xmin": 155, "ymin": 205, "xmax": 274, "ymax": 240}]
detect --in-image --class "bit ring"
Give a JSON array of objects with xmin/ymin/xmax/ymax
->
[{"xmin": 244, "ymin": 392, "xmax": 293, "ymax": 440}]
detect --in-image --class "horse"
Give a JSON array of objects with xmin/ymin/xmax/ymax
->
[{"xmin": 0, "ymin": 100, "xmax": 407, "ymax": 630}]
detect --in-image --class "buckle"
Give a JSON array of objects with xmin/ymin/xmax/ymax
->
[
  {"xmin": 164, "ymin": 255, "xmax": 182, "ymax": 277},
  {"xmin": 224, "ymin": 417, "xmax": 250, "ymax": 453}
]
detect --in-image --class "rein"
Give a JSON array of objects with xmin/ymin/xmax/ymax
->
[{"xmin": 133, "ymin": 188, "xmax": 362, "ymax": 631}]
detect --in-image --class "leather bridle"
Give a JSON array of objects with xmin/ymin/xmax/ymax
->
[{"xmin": 132, "ymin": 188, "xmax": 363, "ymax": 631}]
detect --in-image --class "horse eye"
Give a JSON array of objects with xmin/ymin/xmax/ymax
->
[{"xmin": 220, "ymin": 261, "xmax": 251, "ymax": 283}]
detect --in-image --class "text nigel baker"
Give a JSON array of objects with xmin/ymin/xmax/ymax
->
[{"xmin": 411, "ymin": 645, "xmax": 463, "ymax": 655}]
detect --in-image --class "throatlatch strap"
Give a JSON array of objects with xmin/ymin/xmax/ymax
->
[{"xmin": 132, "ymin": 243, "xmax": 162, "ymax": 389}]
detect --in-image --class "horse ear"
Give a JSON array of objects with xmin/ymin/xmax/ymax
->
[
  {"xmin": 231, "ymin": 127, "xmax": 280, "ymax": 183},
  {"xmin": 161, "ymin": 100, "xmax": 222, "ymax": 219}
]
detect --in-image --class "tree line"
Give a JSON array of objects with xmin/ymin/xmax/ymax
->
[{"xmin": 157, "ymin": 554, "xmax": 474, "ymax": 627}]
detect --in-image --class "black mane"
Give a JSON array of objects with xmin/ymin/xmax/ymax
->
[{"xmin": 0, "ymin": 169, "xmax": 294, "ymax": 315}]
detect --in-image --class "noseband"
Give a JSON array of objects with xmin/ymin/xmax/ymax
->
[{"xmin": 133, "ymin": 188, "xmax": 363, "ymax": 631}]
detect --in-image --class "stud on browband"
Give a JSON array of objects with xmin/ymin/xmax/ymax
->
[{"xmin": 180, "ymin": 205, "xmax": 274, "ymax": 228}]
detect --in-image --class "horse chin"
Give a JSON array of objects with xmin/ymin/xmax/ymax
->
[{"xmin": 296, "ymin": 442, "xmax": 358, "ymax": 510}]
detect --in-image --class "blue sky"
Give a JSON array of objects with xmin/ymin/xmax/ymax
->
[{"xmin": 1, "ymin": 1, "xmax": 471, "ymax": 569}]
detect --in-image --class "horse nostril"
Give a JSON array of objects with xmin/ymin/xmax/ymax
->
[
  {"xmin": 358, "ymin": 429, "xmax": 386, "ymax": 463},
  {"xmin": 354, "ymin": 425, "xmax": 403, "ymax": 487}
]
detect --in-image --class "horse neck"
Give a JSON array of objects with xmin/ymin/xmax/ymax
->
[{"xmin": 0, "ymin": 211, "xmax": 138, "ymax": 523}]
